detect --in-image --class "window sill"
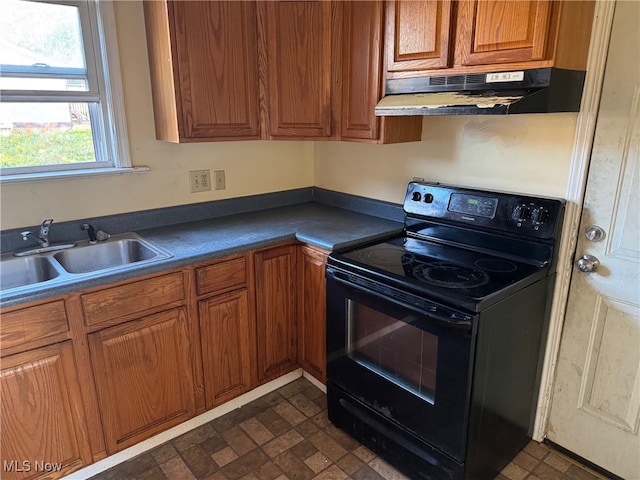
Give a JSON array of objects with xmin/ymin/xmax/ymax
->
[{"xmin": 0, "ymin": 166, "xmax": 150, "ymax": 184}]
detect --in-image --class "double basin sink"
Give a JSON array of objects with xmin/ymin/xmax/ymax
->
[{"xmin": 0, "ymin": 233, "xmax": 173, "ymax": 294}]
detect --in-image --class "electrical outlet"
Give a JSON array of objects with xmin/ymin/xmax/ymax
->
[
  {"xmin": 189, "ymin": 169, "xmax": 211, "ymax": 193},
  {"xmin": 214, "ymin": 170, "xmax": 226, "ymax": 190}
]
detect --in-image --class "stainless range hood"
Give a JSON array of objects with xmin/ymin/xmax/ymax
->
[{"xmin": 375, "ymin": 68, "xmax": 586, "ymax": 116}]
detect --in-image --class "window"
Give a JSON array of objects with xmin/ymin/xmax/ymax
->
[{"xmin": 0, "ymin": 0, "xmax": 131, "ymax": 179}]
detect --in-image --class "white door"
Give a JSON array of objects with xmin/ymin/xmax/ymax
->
[{"xmin": 546, "ymin": 2, "xmax": 640, "ymax": 478}]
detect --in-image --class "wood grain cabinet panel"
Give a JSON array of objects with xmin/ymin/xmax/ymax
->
[
  {"xmin": 0, "ymin": 300, "xmax": 68, "ymax": 353},
  {"xmin": 81, "ymin": 272, "xmax": 185, "ymax": 327},
  {"xmin": 254, "ymin": 245, "xmax": 298, "ymax": 382},
  {"xmin": 199, "ymin": 290, "xmax": 253, "ymax": 408},
  {"xmin": 262, "ymin": 1, "xmax": 333, "ymax": 139},
  {"xmin": 455, "ymin": 0, "xmax": 552, "ymax": 66},
  {"xmin": 196, "ymin": 256, "xmax": 247, "ymax": 297},
  {"xmin": 0, "ymin": 342, "xmax": 91, "ymax": 480},
  {"xmin": 88, "ymin": 308, "xmax": 195, "ymax": 453},
  {"xmin": 341, "ymin": 1, "xmax": 383, "ymax": 141},
  {"xmin": 144, "ymin": 0, "xmax": 260, "ymax": 141},
  {"xmin": 297, "ymin": 246, "xmax": 328, "ymax": 383},
  {"xmin": 385, "ymin": 0, "xmax": 453, "ymax": 73}
]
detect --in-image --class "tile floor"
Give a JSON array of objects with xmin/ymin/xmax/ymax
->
[{"xmin": 88, "ymin": 378, "xmax": 608, "ymax": 480}]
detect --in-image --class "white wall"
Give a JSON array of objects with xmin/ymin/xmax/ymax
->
[
  {"xmin": 0, "ymin": 1, "xmax": 314, "ymax": 230},
  {"xmin": 315, "ymin": 114, "xmax": 578, "ymax": 204}
]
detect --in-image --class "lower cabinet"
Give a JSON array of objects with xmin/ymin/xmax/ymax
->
[
  {"xmin": 0, "ymin": 241, "xmax": 329, "ymax": 479},
  {"xmin": 199, "ymin": 289, "xmax": 253, "ymax": 408},
  {"xmin": 0, "ymin": 342, "xmax": 91, "ymax": 480},
  {"xmin": 297, "ymin": 245, "xmax": 328, "ymax": 383},
  {"xmin": 254, "ymin": 244, "xmax": 298, "ymax": 382},
  {"xmin": 88, "ymin": 307, "xmax": 195, "ymax": 453}
]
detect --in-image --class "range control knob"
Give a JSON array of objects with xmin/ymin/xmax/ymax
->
[
  {"xmin": 423, "ymin": 193, "xmax": 434, "ymax": 203},
  {"xmin": 532, "ymin": 208, "xmax": 550, "ymax": 224},
  {"xmin": 412, "ymin": 191, "xmax": 422, "ymax": 202},
  {"xmin": 513, "ymin": 205, "xmax": 532, "ymax": 222}
]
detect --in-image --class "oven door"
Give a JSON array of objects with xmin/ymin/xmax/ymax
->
[{"xmin": 326, "ymin": 267, "xmax": 477, "ymax": 462}]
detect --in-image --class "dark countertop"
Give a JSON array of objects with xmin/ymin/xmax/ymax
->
[{"xmin": 0, "ymin": 202, "xmax": 403, "ymax": 308}]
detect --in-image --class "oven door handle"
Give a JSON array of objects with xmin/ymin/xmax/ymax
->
[{"xmin": 327, "ymin": 267, "xmax": 474, "ymax": 330}]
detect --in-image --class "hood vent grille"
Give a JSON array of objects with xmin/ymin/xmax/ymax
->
[{"xmin": 428, "ymin": 74, "xmax": 487, "ymax": 88}]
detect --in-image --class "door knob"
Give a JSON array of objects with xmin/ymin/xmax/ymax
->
[
  {"xmin": 577, "ymin": 254, "xmax": 600, "ymax": 273},
  {"xmin": 585, "ymin": 225, "xmax": 605, "ymax": 242}
]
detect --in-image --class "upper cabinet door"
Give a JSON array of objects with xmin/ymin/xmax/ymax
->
[
  {"xmin": 385, "ymin": 0, "xmax": 454, "ymax": 73},
  {"xmin": 455, "ymin": 0, "xmax": 553, "ymax": 66},
  {"xmin": 262, "ymin": 1, "xmax": 333, "ymax": 139},
  {"xmin": 171, "ymin": 1, "xmax": 260, "ymax": 140},
  {"xmin": 341, "ymin": 1, "xmax": 383, "ymax": 141}
]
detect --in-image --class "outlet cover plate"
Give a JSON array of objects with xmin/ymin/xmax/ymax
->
[{"xmin": 189, "ymin": 169, "xmax": 211, "ymax": 193}]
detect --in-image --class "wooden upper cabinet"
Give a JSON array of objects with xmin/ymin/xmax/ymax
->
[
  {"xmin": 341, "ymin": 1, "xmax": 422, "ymax": 144},
  {"xmin": 144, "ymin": 0, "xmax": 422, "ymax": 144},
  {"xmin": 455, "ymin": 0, "xmax": 552, "ymax": 66},
  {"xmin": 261, "ymin": 1, "xmax": 333, "ymax": 139},
  {"xmin": 386, "ymin": 0, "xmax": 454, "ymax": 73},
  {"xmin": 341, "ymin": 1, "xmax": 383, "ymax": 141},
  {"xmin": 144, "ymin": 1, "xmax": 260, "ymax": 142},
  {"xmin": 89, "ymin": 308, "xmax": 195, "ymax": 453},
  {"xmin": 1, "ymin": 342, "xmax": 91, "ymax": 480},
  {"xmin": 384, "ymin": 0, "xmax": 595, "ymax": 77}
]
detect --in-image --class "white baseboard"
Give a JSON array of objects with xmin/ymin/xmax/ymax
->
[
  {"xmin": 63, "ymin": 369, "xmax": 304, "ymax": 480},
  {"xmin": 302, "ymin": 371, "xmax": 327, "ymax": 394}
]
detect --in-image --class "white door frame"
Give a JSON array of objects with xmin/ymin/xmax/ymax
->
[{"xmin": 533, "ymin": 0, "xmax": 618, "ymax": 441}]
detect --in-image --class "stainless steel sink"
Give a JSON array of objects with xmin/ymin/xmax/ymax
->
[
  {"xmin": 54, "ymin": 236, "xmax": 171, "ymax": 274},
  {"xmin": 0, "ymin": 255, "xmax": 61, "ymax": 290},
  {"xmin": 1, "ymin": 233, "xmax": 173, "ymax": 295}
]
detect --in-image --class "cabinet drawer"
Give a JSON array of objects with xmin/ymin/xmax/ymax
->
[
  {"xmin": 196, "ymin": 256, "xmax": 247, "ymax": 296},
  {"xmin": 82, "ymin": 272, "xmax": 185, "ymax": 326},
  {"xmin": 1, "ymin": 300, "xmax": 69, "ymax": 351}
]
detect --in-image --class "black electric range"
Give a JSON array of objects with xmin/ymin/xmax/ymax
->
[{"xmin": 326, "ymin": 182, "xmax": 565, "ymax": 480}]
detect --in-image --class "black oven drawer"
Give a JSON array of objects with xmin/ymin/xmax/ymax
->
[{"xmin": 328, "ymin": 382, "xmax": 464, "ymax": 480}]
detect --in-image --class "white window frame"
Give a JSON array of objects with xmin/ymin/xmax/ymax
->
[{"xmin": 0, "ymin": 0, "xmax": 135, "ymax": 182}]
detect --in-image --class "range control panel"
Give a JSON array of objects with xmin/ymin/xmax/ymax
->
[{"xmin": 404, "ymin": 182, "xmax": 565, "ymax": 239}]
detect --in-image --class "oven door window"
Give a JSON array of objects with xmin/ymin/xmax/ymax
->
[{"xmin": 348, "ymin": 300, "xmax": 437, "ymax": 404}]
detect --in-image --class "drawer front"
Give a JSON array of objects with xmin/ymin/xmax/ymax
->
[
  {"xmin": 1, "ymin": 300, "xmax": 69, "ymax": 351},
  {"xmin": 82, "ymin": 272, "xmax": 185, "ymax": 326},
  {"xmin": 196, "ymin": 256, "xmax": 247, "ymax": 296}
]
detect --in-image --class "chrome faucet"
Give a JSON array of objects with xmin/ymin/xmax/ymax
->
[{"xmin": 21, "ymin": 218, "xmax": 54, "ymax": 247}]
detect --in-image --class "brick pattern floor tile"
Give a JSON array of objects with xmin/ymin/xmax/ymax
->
[{"xmin": 89, "ymin": 378, "xmax": 610, "ymax": 480}]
